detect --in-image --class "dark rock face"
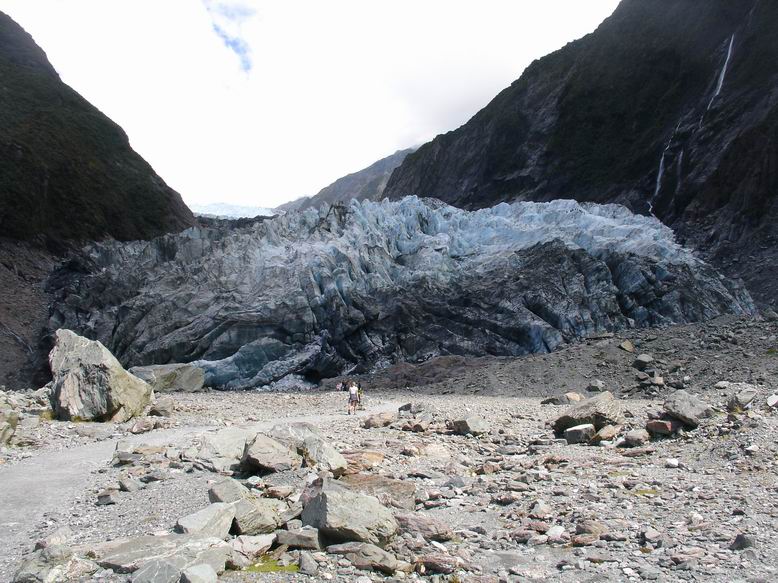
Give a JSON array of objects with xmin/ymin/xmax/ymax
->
[
  {"xmin": 383, "ymin": 0, "xmax": 778, "ymax": 302},
  {"xmin": 278, "ymin": 149, "xmax": 414, "ymax": 213},
  {"xmin": 47, "ymin": 198, "xmax": 753, "ymax": 389},
  {"xmin": 0, "ymin": 11, "xmax": 194, "ymax": 243}
]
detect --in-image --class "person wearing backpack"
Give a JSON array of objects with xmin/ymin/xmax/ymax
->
[{"xmin": 347, "ymin": 381, "xmax": 359, "ymax": 415}]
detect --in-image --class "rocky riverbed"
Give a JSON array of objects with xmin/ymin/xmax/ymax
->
[{"xmin": 1, "ymin": 317, "xmax": 777, "ymax": 583}]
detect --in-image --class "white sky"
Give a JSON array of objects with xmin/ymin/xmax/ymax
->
[{"xmin": 0, "ymin": 1, "xmax": 620, "ymax": 208}]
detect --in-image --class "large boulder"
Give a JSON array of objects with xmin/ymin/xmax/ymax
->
[
  {"xmin": 241, "ymin": 434, "xmax": 302, "ymax": 474},
  {"xmin": 129, "ymin": 364, "xmax": 206, "ymax": 393},
  {"xmin": 176, "ymin": 503, "xmax": 236, "ymax": 539},
  {"xmin": 13, "ymin": 545, "xmax": 98, "ymax": 583},
  {"xmin": 300, "ymin": 436, "xmax": 348, "ymax": 476},
  {"xmin": 267, "ymin": 422, "xmax": 347, "ymax": 475},
  {"xmin": 232, "ymin": 498, "xmax": 286, "ymax": 535},
  {"xmin": 663, "ymin": 390, "xmax": 714, "ymax": 428},
  {"xmin": 48, "ymin": 329, "xmax": 152, "ymax": 422},
  {"xmin": 552, "ymin": 391, "xmax": 625, "ymax": 435},
  {"xmin": 196, "ymin": 427, "xmax": 255, "ymax": 473},
  {"xmin": 301, "ymin": 480, "xmax": 398, "ymax": 546},
  {"xmin": 0, "ymin": 404, "xmax": 19, "ymax": 445}
]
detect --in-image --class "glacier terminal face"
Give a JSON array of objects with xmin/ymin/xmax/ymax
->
[{"xmin": 48, "ymin": 197, "xmax": 754, "ymax": 389}]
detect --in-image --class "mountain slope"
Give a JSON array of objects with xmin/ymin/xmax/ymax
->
[
  {"xmin": 384, "ymin": 0, "xmax": 778, "ymax": 301},
  {"xmin": 278, "ymin": 148, "xmax": 413, "ymax": 213},
  {"xmin": 0, "ymin": 11, "xmax": 195, "ymax": 242}
]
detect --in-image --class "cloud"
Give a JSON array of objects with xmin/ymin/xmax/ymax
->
[
  {"xmin": 0, "ymin": 0, "xmax": 621, "ymax": 208},
  {"xmin": 203, "ymin": 0, "xmax": 254, "ymax": 72}
]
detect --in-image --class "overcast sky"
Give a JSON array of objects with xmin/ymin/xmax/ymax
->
[{"xmin": 1, "ymin": 1, "xmax": 620, "ymax": 208}]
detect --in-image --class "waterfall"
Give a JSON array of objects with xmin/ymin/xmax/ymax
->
[
  {"xmin": 648, "ymin": 122, "xmax": 680, "ymax": 215},
  {"xmin": 707, "ymin": 34, "xmax": 735, "ymax": 111},
  {"xmin": 675, "ymin": 149, "xmax": 684, "ymax": 194}
]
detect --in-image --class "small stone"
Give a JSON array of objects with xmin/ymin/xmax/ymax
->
[
  {"xmin": 546, "ymin": 525, "xmax": 565, "ymax": 542},
  {"xmin": 619, "ymin": 340, "xmax": 635, "ymax": 353},
  {"xmin": 564, "ymin": 423, "xmax": 595, "ymax": 444},
  {"xmin": 149, "ymin": 397, "xmax": 175, "ymax": 417},
  {"xmin": 645, "ymin": 418, "xmax": 680, "ymax": 436},
  {"xmin": 730, "ymin": 533, "xmax": 755, "ymax": 550},
  {"xmin": 727, "ymin": 385, "xmax": 759, "ymax": 411},
  {"xmin": 118, "ymin": 477, "xmax": 143, "ymax": 493},
  {"xmin": 529, "ymin": 500, "xmax": 552, "ymax": 519},
  {"xmin": 623, "ymin": 428, "xmax": 650, "ymax": 447},
  {"xmin": 129, "ymin": 418, "xmax": 154, "ymax": 434},
  {"xmin": 664, "ymin": 458, "xmax": 680, "ymax": 468},
  {"xmin": 96, "ymin": 490, "xmax": 120, "ymax": 506},
  {"xmin": 298, "ymin": 551, "xmax": 318, "ymax": 575},
  {"xmin": 362, "ymin": 412, "xmax": 396, "ymax": 429},
  {"xmin": 587, "ymin": 379, "xmax": 606, "ymax": 392},
  {"xmin": 451, "ymin": 416, "xmax": 490, "ymax": 436},
  {"xmin": 641, "ymin": 527, "xmax": 662, "ymax": 545},
  {"xmin": 632, "ymin": 354, "xmax": 654, "ymax": 370},
  {"xmin": 766, "ymin": 394, "xmax": 778, "ymax": 408},
  {"xmin": 590, "ymin": 424, "xmax": 619, "ymax": 444}
]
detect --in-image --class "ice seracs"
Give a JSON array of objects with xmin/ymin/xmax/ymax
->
[{"xmin": 48, "ymin": 197, "xmax": 754, "ymax": 389}]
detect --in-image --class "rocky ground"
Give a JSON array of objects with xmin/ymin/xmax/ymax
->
[{"xmin": 1, "ymin": 317, "xmax": 777, "ymax": 583}]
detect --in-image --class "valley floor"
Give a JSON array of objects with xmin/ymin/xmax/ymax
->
[{"xmin": 1, "ymin": 318, "xmax": 777, "ymax": 582}]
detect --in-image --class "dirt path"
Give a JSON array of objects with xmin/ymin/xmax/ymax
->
[{"xmin": 0, "ymin": 399, "xmax": 399, "ymax": 582}]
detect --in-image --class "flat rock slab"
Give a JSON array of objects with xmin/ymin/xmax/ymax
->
[
  {"xmin": 86, "ymin": 534, "xmax": 229, "ymax": 574},
  {"xmin": 340, "ymin": 474, "xmax": 416, "ymax": 510}
]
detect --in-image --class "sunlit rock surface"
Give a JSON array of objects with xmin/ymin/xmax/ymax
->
[{"xmin": 48, "ymin": 197, "xmax": 754, "ymax": 389}]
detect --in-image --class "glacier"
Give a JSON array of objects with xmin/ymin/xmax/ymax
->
[{"xmin": 48, "ymin": 197, "xmax": 754, "ymax": 389}]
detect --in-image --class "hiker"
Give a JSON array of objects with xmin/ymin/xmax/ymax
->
[
  {"xmin": 347, "ymin": 381, "xmax": 360, "ymax": 415},
  {"xmin": 357, "ymin": 381, "xmax": 365, "ymax": 410}
]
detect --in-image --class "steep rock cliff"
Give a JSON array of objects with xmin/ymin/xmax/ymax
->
[
  {"xmin": 0, "ymin": 11, "xmax": 194, "ymax": 243},
  {"xmin": 384, "ymin": 0, "xmax": 778, "ymax": 302}
]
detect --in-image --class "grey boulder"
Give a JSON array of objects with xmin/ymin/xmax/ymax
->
[
  {"xmin": 241, "ymin": 434, "xmax": 302, "ymax": 474},
  {"xmin": 129, "ymin": 363, "xmax": 205, "ymax": 393},
  {"xmin": 300, "ymin": 436, "xmax": 348, "ymax": 476},
  {"xmin": 48, "ymin": 329, "xmax": 152, "ymax": 422},
  {"xmin": 180, "ymin": 564, "xmax": 218, "ymax": 583},
  {"xmin": 301, "ymin": 480, "xmax": 398, "ymax": 546},
  {"xmin": 451, "ymin": 416, "xmax": 490, "ymax": 436},
  {"xmin": 13, "ymin": 545, "xmax": 98, "ymax": 583},
  {"xmin": 176, "ymin": 503, "xmax": 235, "ymax": 539},
  {"xmin": 232, "ymin": 498, "xmax": 286, "ymax": 535},
  {"xmin": 663, "ymin": 390, "xmax": 714, "ymax": 428},
  {"xmin": 87, "ymin": 534, "xmax": 230, "ymax": 575},
  {"xmin": 553, "ymin": 391, "xmax": 625, "ymax": 435}
]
